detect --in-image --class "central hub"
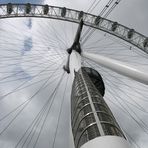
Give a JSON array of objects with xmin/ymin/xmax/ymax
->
[
  {"xmin": 63, "ymin": 19, "xmax": 84, "ymax": 73},
  {"xmin": 67, "ymin": 42, "xmax": 81, "ymax": 54}
]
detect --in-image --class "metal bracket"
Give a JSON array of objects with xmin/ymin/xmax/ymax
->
[{"xmin": 64, "ymin": 19, "xmax": 84, "ymax": 73}]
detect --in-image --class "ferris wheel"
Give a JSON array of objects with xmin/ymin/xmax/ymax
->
[{"xmin": 0, "ymin": 2, "xmax": 148, "ymax": 148}]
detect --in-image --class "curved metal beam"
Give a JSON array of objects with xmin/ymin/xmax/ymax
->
[
  {"xmin": 0, "ymin": 3, "xmax": 148, "ymax": 54},
  {"xmin": 82, "ymin": 52, "xmax": 148, "ymax": 85}
]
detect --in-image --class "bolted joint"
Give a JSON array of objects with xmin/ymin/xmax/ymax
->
[
  {"xmin": 63, "ymin": 65, "xmax": 70, "ymax": 73},
  {"xmin": 66, "ymin": 42, "xmax": 82, "ymax": 55},
  {"xmin": 72, "ymin": 42, "xmax": 82, "ymax": 54},
  {"xmin": 67, "ymin": 48, "xmax": 72, "ymax": 54}
]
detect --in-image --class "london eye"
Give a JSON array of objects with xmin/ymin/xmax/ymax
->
[{"xmin": 0, "ymin": 1, "xmax": 148, "ymax": 148}]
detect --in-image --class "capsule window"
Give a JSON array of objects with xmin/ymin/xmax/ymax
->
[
  {"xmin": 97, "ymin": 112, "xmax": 113, "ymax": 123},
  {"xmin": 94, "ymin": 103, "xmax": 108, "ymax": 113},
  {"xmin": 72, "ymin": 104, "xmax": 92, "ymax": 129},
  {"xmin": 77, "ymin": 123, "xmax": 100, "ymax": 148},
  {"xmin": 101, "ymin": 123, "xmax": 124, "ymax": 137}
]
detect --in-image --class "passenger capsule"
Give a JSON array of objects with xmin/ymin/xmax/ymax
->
[
  {"xmin": 78, "ymin": 11, "xmax": 83, "ymax": 20},
  {"xmin": 26, "ymin": 3, "xmax": 31, "ymax": 14},
  {"xmin": 111, "ymin": 22, "xmax": 118, "ymax": 31},
  {"xmin": 43, "ymin": 5, "xmax": 49, "ymax": 15},
  {"xmin": 61, "ymin": 7, "xmax": 66, "ymax": 17},
  {"xmin": 127, "ymin": 29, "xmax": 135, "ymax": 39},
  {"xmin": 143, "ymin": 38, "xmax": 148, "ymax": 48},
  {"xmin": 7, "ymin": 3, "xmax": 13, "ymax": 14},
  {"xmin": 95, "ymin": 16, "xmax": 101, "ymax": 25}
]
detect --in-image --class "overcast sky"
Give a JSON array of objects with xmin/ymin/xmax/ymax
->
[{"xmin": 0, "ymin": 0, "xmax": 148, "ymax": 148}]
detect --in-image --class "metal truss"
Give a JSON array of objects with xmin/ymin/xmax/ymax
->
[{"xmin": 0, "ymin": 3, "xmax": 148, "ymax": 54}]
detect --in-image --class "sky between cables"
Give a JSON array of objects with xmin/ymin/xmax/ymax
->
[{"xmin": 0, "ymin": 0, "xmax": 148, "ymax": 148}]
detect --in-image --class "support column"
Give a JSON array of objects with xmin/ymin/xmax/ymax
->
[
  {"xmin": 82, "ymin": 52, "xmax": 148, "ymax": 85},
  {"xmin": 69, "ymin": 50, "xmax": 81, "ymax": 148}
]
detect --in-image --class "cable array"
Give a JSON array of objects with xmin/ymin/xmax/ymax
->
[
  {"xmin": 0, "ymin": 5, "xmax": 147, "ymax": 148},
  {"xmin": 82, "ymin": 0, "xmax": 122, "ymax": 44}
]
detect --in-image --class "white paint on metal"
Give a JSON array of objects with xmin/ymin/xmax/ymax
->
[
  {"xmin": 69, "ymin": 50, "xmax": 81, "ymax": 79},
  {"xmin": 82, "ymin": 52, "xmax": 148, "ymax": 85},
  {"xmin": 69, "ymin": 50, "xmax": 81, "ymax": 148},
  {"xmin": 81, "ymin": 136, "xmax": 131, "ymax": 148}
]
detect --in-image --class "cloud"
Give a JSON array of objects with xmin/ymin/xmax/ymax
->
[
  {"xmin": 21, "ymin": 37, "xmax": 33, "ymax": 56},
  {"xmin": 26, "ymin": 18, "xmax": 32, "ymax": 29}
]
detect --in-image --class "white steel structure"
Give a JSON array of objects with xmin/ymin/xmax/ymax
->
[
  {"xmin": 0, "ymin": 3, "xmax": 148, "ymax": 148},
  {"xmin": 82, "ymin": 52, "xmax": 148, "ymax": 85}
]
